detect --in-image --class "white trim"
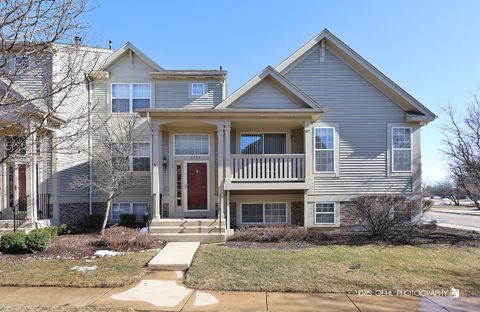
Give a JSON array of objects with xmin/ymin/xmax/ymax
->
[
  {"xmin": 313, "ymin": 127, "xmax": 335, "ymax": 173},
  {"xmin": 191, "ymin": 82, "xmax": 206, "ymax": 97},
  {"xmin": 111, "ymin": 83, "xmax": 151, "ymax": 113},
  {"xmin": 391, "ymin": 127, "xmax": 412, "ymax": 173},
  {"xmin": 183, "ymin": 160, "xmax": 210, "ymax": 212},
  {"xmin": 314, "ymin": 202, "xmax": 336, "ymax": 225},
  {"xmin": 101, "ymin": 42, "xmax": 164, "ymax": 71},
  {"xmin": 173, "ymin": 133, "xmax": 210, "ymax": 156},
  {"xmin": 239, "ymin": 202, "xmax": 288, "ymax": 225}
]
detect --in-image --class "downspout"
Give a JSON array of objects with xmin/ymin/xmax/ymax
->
[{"xmin": 87, "ymin": 78, "xmax": 93, "ymax": 215}]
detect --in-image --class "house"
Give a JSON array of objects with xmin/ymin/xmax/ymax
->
[{"xmin": 0, "ymin": 30, "xmax": 436, "ymax": 242}]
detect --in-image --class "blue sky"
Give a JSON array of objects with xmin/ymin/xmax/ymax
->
[{"xmin": 83, "ymin": 0, "xmax": 480, "ymax": 183}]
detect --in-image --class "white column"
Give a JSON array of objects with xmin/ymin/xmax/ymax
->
[
  {"xmin": 224, "ymin": 122, "xmax": 231, "ymax": 184},
  {"xmin": 217, "ymin": 124, "xmax": 225, "ymax": 219},
  {"xmin": 29, "ymin": 123, "xmax": 38, "ymax": 222},
  {"xmin": 226, "ymin": 190, "xmax": 230, "ymax": 230},
  {"xmin": 304, "ymin": 121, "xmax": 313, "ymax": 186},
  {"xmin": 152, "ymin": 127, "xmax": 161, "ymax": 219}
]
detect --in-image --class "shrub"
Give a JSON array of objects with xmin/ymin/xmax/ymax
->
[
  {"xmin": 26, "ymin": 229, "xmax": 52, "ymax": 252},
  {"xmin": 350, "ymin": 194, "xmax": 416, "ymax": 237},
  {"xmin": 0, "ymin": 232, "xmax": 27, "ymax": 253},
  {"xmin": 229, "ymin": 226, "xmax": 308, "ymax": 242},
  {"xmin": 58, "ymin": 223, "xmax": 71, "ymax": 235},
  {"xmin": 98, "ymin": 226, "xmax": 156, "ymax": 251},
  {"xmin": 84, "ymin": 214, "xmax": 104, "ymax": 229},
  {"xmin": 119, "ymin": 213, "xmax": 136, "ymax": 227},
  {"xmin": 44, "ymin": 226, "xmax": 58, "ymax": 237}
]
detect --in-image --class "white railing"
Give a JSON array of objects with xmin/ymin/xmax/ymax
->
[{"xmin": 231, "ymin": 154, "xmax": 305, "ymax": 182}]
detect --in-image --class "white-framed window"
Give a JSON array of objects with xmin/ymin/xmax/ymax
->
[
  {"xmin": 314, "ymin": 202, "xmax": 336, "ymax": 225},
  {"xmin": 112, "ymin": 142, "xmax": 150, "ymax": 172},
  {"xmin": 240, "ymin": 133, "xmax": 286, "ymax": 154},
  {"xmin": 174, "ymin": 134, "xmax": 209, "ymax": 156},
  {"xmin": 111, "ymin": 202, "xmax": 150, "ymax": 221},
  {"xmin": 392, "ymin": 127, "xmax": 412, "ymax": 172},
  {"xmin": 240, "ymin": 203, "xmax": 287, "ymax": 224},
  {"xmin": 112, "ymin": 83, "xmax": 151, "ymax": 113},
  {"xmin": 191, "ymin": 83, "xmax": 206, "ymax": 96},
  {"xmin": 314, "ymin": 127, "xmax": 335, "ymax": 172},
  {"xmin": 14, "ymin": 55, "xmax": 29, "ymax": 69}
]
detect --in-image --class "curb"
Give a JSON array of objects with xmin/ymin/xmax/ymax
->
[{"xmin": 430, "ymin": 210, "xmax": 480, "ymax": 217}]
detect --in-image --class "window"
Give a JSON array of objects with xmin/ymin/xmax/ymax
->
[
  {"xmin": 14, "ymin": 55, "xmax": 29, "ymax": 69},
  {"xmin": 5, "ymin": 136, "xmax": 26, "ymax": 156},
  {"xmin": 112, "ymin": 142, "xmax": 150, "ymax": 172},
  {"xmin": 314, "ymin": 127, "xmax": 335, "ymax": 172},
  {"xmin": 191, "ymin": 83, "xmax": 206, "ymax": 96},
  {"xmin": 112, "ymin": 203, "xmax": 150, "ymax": 221},
  {"xmin": 112, "ymin": 83, "xmax": 151, "ymax": 113},
  {"xmin": 315, "ymin": 202, "xmax": 336, "ymax": 225},
  {"xmin": 174, "ymin": 134, "xmax": 209, "ymax": 155},
  {"xmin": 392, "ymin": 127, "xmax": 412, "ymax": 172},
  {"xmin": 176, "ymin": 165, "xmax": 182, "ymax": 206},
  {"xmin": 133, "ymin": 143, "xmax": 150, "ymax": 171},
  {"xmin": 240, "ymin": 133, "xmax": 286, "ymax": 154},
  {"xmin": 241, "ymin": 203, "xmax": 287, "ymax": 224}
]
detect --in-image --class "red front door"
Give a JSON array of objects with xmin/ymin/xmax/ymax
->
[
  {"xmin": 187, "ymin": 162, "xmax": 207, "ymax": 210},
  {"xmin": 18, "ymin": 164, "xmax": 27, "ymax": 211}
]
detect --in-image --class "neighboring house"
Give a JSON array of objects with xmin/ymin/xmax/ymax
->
[{"xmin": 0, "ymin": 29, "xmax": 436, "ymax": 242}]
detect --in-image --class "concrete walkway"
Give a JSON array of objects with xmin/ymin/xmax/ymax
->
[
  {"xmin": 0, "ymin": 270, "xmax": 479, "ymax": 311},
  {"xmin": 148, "ymin": 242, "xmax": 200, "ymax": 271}
]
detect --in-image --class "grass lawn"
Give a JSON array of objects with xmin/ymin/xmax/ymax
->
[
  {"xmin": 0, "ymin": 252, "xmax": 155, "ymax": 288},
  {"xmin": 185, "ymin": 245, "xmax": 480, "ymax": 295}
]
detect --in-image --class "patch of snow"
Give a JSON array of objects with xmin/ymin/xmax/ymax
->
[
  {"xmin": 193, "ymin": 291, "xmax": 219, "ymax": 306},
  {"xmin": 95, "ymin": 250, "xmax": 122, "ymax": 257},
  {"xmin": 70, "ymin": 265, "xmax": 97, "ymax": 273}
]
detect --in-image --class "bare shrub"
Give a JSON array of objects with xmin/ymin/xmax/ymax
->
[
  {"xmin": 97, "ymin": 227, "xmax": 157, "ymax": 252},
  {"xmin": 350, "ymin": 195, "xmax": 416, "ymax": 237},
  {"xmin": 229, "ymin": 226, "xmax": 307, "ymax": 242}
]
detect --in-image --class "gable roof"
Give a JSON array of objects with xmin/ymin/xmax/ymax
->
[
  {"xmin": 215, "ymin": 66, "xmax": 323, "ymax": 110},
  {"xmin": 100, "ymin": 42, "xmax": 164, "ymax": 72},
  {"xmin": 275, "ymin": 29, "xmax": 436, "ymax": 122}
]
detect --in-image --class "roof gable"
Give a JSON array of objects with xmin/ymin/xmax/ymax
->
[
  {"xmin": 275, "ymin": 29, "xmax": 436, "ymax": 122},
  {"xmin": 215, "ymin": 66, "xmax": 322, "ymax": 110},
  {"xmin": 100, "ymin": 42, "xmax": 163, "ymax": 72}
]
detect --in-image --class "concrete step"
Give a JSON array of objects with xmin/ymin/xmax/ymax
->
[
  {"xmin": 150, "ymin": 219, "xmax": 225, "ymax": 227},
  {"xmin": 0, "ymin": 221, "xmax": 14, "ymax": 229},
  {"xmin": 149, "ymin": 226, "xmax": 226, "ymax": 234},
  {"xmin": 148, "ymin": 242, "xmax": 200, "ymax": 271},
  {"xmin": 151, "ymin": 233, "xmax": 226, "ymax": 244}
]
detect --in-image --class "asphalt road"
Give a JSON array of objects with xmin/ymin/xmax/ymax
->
[{"xmin": 424, "ymin": 211, "xmax": 480, "ymax": 231}]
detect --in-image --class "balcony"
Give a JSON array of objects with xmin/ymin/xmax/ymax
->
[{"xmin": 230, "ymin": 153, "xmax": 305, "ymax": 182}]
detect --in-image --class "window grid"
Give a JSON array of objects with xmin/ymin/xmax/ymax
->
[
  {"xmin": 174, "ymin": 134, "xmax": 209, "ymax": 156},
  {"xmin": 112, "ymin": 203, "xmax": 150, "ymax": 221},
  {"xmin": 314, "ymin": 202, "xmax": 336, "ymax": 225},
  {"xmin": 112, "ymin": 83, "xmax": 151, "ymax": 113},
  {"xmin": 241, "ymin": 203, "xmax": 287, "ymax": 224},
  {"xmin": 314, "ymin": 127, "xmax": 335, "ymax": 172},
  {"xmin": 112, "ymin": 142, "xmax": 150, "ymax": 172},
  {"xmin": 392, "ymin": 127, "xmax": 412, "ymax": 172}
]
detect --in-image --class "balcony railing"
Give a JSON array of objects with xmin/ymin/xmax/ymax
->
[{"xmin": 231, "ymin": 154, "xmax": 305, "ymax": 182}]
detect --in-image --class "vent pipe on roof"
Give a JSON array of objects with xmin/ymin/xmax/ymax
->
[
  {"xmin": 109, "ymin": 40, "xmax": 112, "ymax": 49},
  {"xmin": 74, "ymin": 36, "xmax": 82, "ymax": 45},
  {"xmin": 219, "ymin": 66, "xmax": 223, "ymax": 71}
]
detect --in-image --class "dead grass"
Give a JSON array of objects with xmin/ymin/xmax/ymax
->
[
  {"xmin": 0, "ymin": 251, "xmax": 155, "ymax": 288},
  {"xmin": 185, "ymin": 245, "xmax": 480, "ymax": 295}
]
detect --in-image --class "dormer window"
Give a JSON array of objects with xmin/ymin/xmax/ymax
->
[
  {"xmin": 14, "ymin": 55, "xmax": 29, "ymax": 69},
  {"xmin": 191, "ymin": 83, "xmax": 206, "ymax": 96}
]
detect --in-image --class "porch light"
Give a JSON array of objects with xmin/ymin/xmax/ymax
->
[{"xmin": 162, "ymin": 156, "xmax": 168, "ymax": 169}]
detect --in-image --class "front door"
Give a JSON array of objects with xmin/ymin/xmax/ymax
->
[
  {"xmin": 186, "ymin": 162, "xmax": 208, "ymax": 211},
  {"xmin": 18, "ymin": 164, "xmax": 27, "ymax": 211}
]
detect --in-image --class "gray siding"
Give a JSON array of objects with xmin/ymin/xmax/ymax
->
[
  {"xmin": 230, "ymin": 79, "xmax": 308, "ymax": 109},
  {"xmin": 155, "ymin": 81, "xmax": 222, "ymax": 109},
  {"xmin": 285, "ymin": 47, "xmax": 413, "ymax": 195}
]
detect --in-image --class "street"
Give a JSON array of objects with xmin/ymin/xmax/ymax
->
[{"xmin": 424, "ymin": 210, "xmax": 480, "ymax": 232}]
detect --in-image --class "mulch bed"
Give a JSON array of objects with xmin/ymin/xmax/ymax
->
[{"xmin": 226, "ymin": 226, "xmax": 480, "ymax": 249}]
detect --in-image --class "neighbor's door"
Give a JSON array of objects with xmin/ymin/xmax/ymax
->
[
  {"xmin": 18, "ymin": 164, "xmax": 27, "ymax": 211},
  {"xmin": 186, "ymin": 162, "xmax": 208, "ymax": 210}
]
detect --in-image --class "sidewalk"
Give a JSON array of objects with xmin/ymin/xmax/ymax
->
[
  {"xmin": 431, "ymin": 208, "xmax": 480, "ymax": 216},
  {"xmin": 0, "ymin": 270, "xmax": 479, "ymax": 311}
]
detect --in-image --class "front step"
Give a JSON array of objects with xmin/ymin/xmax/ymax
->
[
  {"xmin": 149, "ymin": 226, "xmax": 226, "ymax": 234},
  {"xmin": 151, "ymin": 233, "xmax": 225, "ymax": 244},
  {"xmin": 150, "ymin": 218, "xmax": 224, "ymax": 227}
]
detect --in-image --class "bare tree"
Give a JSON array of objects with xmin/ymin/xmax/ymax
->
[
  {"xmin": 0, "ymin": 0, "xmax": 104, "ymax": 162},
  {"xmin": 350, "ymin": 194, "xmax": 417, "ymax": 237},
  {"xmin": 442, "ymin": 95, "xmax": 480, "ymax": 209},
  {"xmin": 72, "ymin": 116, "xmax": 141, "ymax": 234},
  {"xmin": 429, "ymin": 179, "xmax": 463, "ymax": 206}
]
